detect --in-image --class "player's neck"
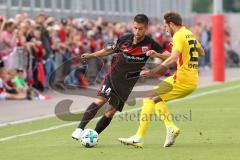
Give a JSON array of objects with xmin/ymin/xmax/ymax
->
[
  {"xmin": 174, "ymin": 26, "xmax": 184, "ymax": 34},
  {"xmin": 133, "ymin": 36, "xmax": 145, "ymax": 44}
]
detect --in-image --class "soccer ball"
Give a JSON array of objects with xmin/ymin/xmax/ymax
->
[{"xmin": 80, "ymin": 129, "xmax": 99, "ymax": 148}]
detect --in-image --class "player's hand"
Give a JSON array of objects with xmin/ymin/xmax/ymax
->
[
  {"xmin": 146, "ymin": 50, "xmax": 157, "ymax": 57},
  {"xmin": 81, "ymin": 53, "xmax": 95, "ymax": 60}
]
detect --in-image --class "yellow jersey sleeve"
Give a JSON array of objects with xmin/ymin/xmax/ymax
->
[{"xmin": 196, "ymin": 40, "xmax": 202, "ymax": 49}]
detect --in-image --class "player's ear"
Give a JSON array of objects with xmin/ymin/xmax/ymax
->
[{"xmin": 169, "ymin": 22, "xmax": 174, "ymax": 28}]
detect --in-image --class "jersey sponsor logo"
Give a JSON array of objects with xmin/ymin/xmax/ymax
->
[
  {"xmin": 141, "ymin": 46, "xmax": 149, "ymax": 53},
  {"xmin": 188, "ymin": 63, "xmax": 198, "ymax": 69},
  {"xmin": 123, "ymin": 53, "xmax": 145, "ymax": 61}
]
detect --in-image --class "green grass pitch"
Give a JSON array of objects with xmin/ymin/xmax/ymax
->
[{"xmin": 0, "ymin": 81, "xmax": 240, "ymax": 160}]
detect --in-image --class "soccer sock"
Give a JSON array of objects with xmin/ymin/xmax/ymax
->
[
  {"xmin": 78, "ymin": 103, "xmax": 101, "ymax": 130},
  {"xmin": 135, "ymin": 98, "xmax": 155, "ymax": 138},
  {"xmin": 95, "ymin": 115, "xmax": 113, "ymax": 134},
  {"xmin": 155, "ymin": 101, "xmax": 175, "ymax": 128}
]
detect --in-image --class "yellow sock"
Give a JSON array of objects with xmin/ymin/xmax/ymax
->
[
  {"xmin": 135, "ymin": 98, "xmax": 155, "ymax": 138},
  {"xmin": 155, "ymin": 101, "xmax": 175, "ymax": 128}
]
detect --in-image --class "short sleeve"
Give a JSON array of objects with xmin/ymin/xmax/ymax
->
[{"xmin": 114, "ymin": 34, "xmax": 131, "ymax": 53}]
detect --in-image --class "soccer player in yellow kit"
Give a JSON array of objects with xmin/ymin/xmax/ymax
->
[{"xmin": 118, "ymin": 11, "xmax": 205, "ymax": 148}]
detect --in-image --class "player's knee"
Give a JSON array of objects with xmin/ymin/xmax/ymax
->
[{"xmin": 93, "ymin": 97, "xmax": 107, "ymax": 106}]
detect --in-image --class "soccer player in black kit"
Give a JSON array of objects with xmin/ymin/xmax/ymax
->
[{"xmin": 72, "ymin": 14, "xmax": 169, "ymax": 140}]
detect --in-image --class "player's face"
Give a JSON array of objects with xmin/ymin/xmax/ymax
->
[
  {"xmin": 164, "ymin": 21, "xmax": 174, "ymax": 36},
  {"xmin": 132, "ymin": 22, "xmax": 147, "ymax": 40}
]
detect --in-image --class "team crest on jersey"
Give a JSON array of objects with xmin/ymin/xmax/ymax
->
[{"xmin": 142, "ymin": 46, "xmax": 149, "ymax": 53}]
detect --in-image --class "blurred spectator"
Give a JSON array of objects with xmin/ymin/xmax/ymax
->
[
  {"xmin": 225, "ymin": 29, "xmax": 239, "ymax": 67},
  {"xmin": 0, "ymin": 16, "xmax": 6, "ymax": 68},
  {"xmin": 0, "ymin": 20, "xmax": 17, "ymax": 69},
  {"xmin": 35, "ymin": 14, "xmax": 54, "ymax": 88},
  {"xmin": 0, "ymin": 16, "xmax": 6, "ymax": 33},
  {"xmin": 0, "ymin": 68, "xmax": 26, "ymax": 100},
  {"xmin": 199, "ymin": 24, "xmax": 211, "ymax": 69}
]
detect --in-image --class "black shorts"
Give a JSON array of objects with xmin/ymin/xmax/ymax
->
[{"xmin": 97, "ymin": 76, "xmax": 126, "ymax": 111}]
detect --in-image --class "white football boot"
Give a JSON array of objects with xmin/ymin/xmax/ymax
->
[
  {"xmin": 163, "ymin": 126, "xmax": 180, "ymax": 147},
  {"xmin": 71, "ymin": 128, "xmax": 83, "ymax": 141},
  {"xmin": 118, "ymin": 135, "xmax": 144, "ymax": 148}
]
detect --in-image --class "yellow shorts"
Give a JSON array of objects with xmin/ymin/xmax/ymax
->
[{"xmin": 154, "ymin": 76, "xmax": 197, "ymax": 102}]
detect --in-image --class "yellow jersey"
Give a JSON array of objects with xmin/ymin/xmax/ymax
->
[{"xmin": 172, "ymin": 27, "xmax": 202, "ymax": 86}]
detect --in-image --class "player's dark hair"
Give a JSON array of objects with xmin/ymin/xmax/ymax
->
[
  {"xmin": 134, "ymin": 14, "xmax": 149, "ymax": 25},
  {"xmin": 163, "ymin": 11, "xmax": 182, "ymax": 26}
]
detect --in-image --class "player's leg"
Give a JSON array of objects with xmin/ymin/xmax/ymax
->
[
  {"xmin": 119, "ymin": 78, "xmax": 173, "ymax": 140},
  {"xmin": 78, "ymin": 97, "xmax": 107, "ymax": 130},
  {"xmin": 154, "ymin": 98, "xmax": 180, "ymax": 147},
  {"xmin": 121, "ymin": 89, "xmax": 184, "ymax": 148},
  {"xmin": 94, "ymin": 106, "xmax": 117, "ymax": 134},
  {"xmin": 95, "ymin": 94, "xmax": 125, "ymax": 134},
  {"xmin": 119, "ymin": 78, "xmax": 196, "ymax": 147},
  {"xmin": 118, "ymin": 76, "xmax": 175, "ymax": 147},
  {"xmin": 72, "ymin": 96, "xmax": 107, "ymax": 140},
  {"xmin": 154, "ymin": 82, "xmax": 196, "ymax": 147},
  {"xmin": 153, "ymin": 97, "xmax": 175, "ymax": 128},
  {"xmin": 72, "ymin": 75, "xmax": 113, "ymax": 140},
  {"xmin": 135, "ymin": 98, "xmax": 155, "ymax": 138},
  {"xmin": 131, "ymin": 92, "xmax": 179, "ymax": 143},
  {"xmin": 118, "ymin": 98, "xmax": 155, "ymax": 148}
]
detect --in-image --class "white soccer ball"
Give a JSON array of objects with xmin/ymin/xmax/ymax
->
[{"xmin": 80, "ymin": 129, "xmax": 99, "ymax": 148}]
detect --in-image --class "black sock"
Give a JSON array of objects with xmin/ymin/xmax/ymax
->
[
  {"xmin": 78, "ymin": 103, "xmax": 100, "ymax": 130},
  {"xmin": 95, "ymin": 115, "xmax": 113, "ymax": 134}
]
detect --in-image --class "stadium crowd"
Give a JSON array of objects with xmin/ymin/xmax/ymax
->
[{"xmin": 0, "ymin": 12, "xmax": 239, "ymax": 101}]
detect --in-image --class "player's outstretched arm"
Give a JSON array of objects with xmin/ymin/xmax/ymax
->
[
  {"xmin": 141, "ymin": 51, "xmax": 179, "ymax": 77},
  {"xmin": 146, "ymin": 50, "xmax": 171, "ymax": 60},
  {"xmin": 161, "ymin": 51, "xmax": 179, "ymax": 67},
  {"xmin": 152, "ymin": 51, "xmax": 179, "ymax": 74},
  {"xmin": 81, "ymin": 45, "xmax": 114, "ymax": 60}
]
